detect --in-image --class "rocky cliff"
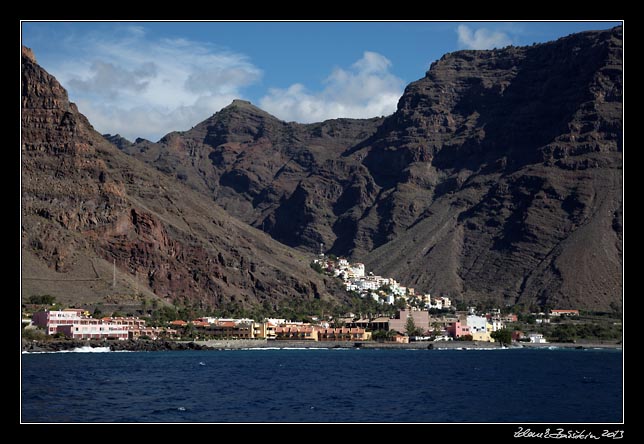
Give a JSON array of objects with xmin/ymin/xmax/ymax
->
[
  {"xmin": 357, "ymin": 26, "xmax": 623, "ymax": 310},
  {"xmin": 116, "ymin": 99, "xmax": 384, "ymax": 252},
  {"xmin": 21, "ymin": 46, "xmax": 346, "ymax": 313},
  {"xmin": 117, "ymin": 26, "xmax": 622, "ymax": 310}
]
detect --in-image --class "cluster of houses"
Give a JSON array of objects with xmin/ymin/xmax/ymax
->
[
  {"xmin": 30, "ymin": 309, "xmax": 178, "ymax": 340},
  {"xmin": 28, "ymin": 307, "xmax": 554, "ymax": 344},
  {"xmin": 27, "ymin": 256, "xmax": 577, "ymax": 343},
  {"xmin": 167, "ymin": 317, "xmax": 371, "ymax": 341},
  {"xmin": 313, "ymin": 257, "xmax": 451, "ymax": 309},
  {"xmin": 27, "ymin": 310, "xmax": 372, "ymax": 342}
]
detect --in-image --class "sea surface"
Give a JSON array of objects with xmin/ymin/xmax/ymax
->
[{"xmin": 21, "ymin": 347, "xmax": 622, "ymax": 423}]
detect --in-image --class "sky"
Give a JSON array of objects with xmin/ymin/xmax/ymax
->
[{"xmin": 21, "ymin": 21, "xmax": 621, "ymax": 142}]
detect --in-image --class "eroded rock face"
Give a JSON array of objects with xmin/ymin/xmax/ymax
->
[
  {"xmin": 118, "ymin": 27, "xmax": 622, "ymax": 310},
  {"xmin": 21, "ymin": 47, "xmax": 346, "ymax": 311},
  {"xmin": 116, "ymin": 100, "xmax": 384, "ymax": 253},
  {"xmin": 356, "ymin": 26, "xmax": 623, "ymax": 310}
]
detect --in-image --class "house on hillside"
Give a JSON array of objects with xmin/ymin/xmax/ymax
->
[
  {"xmin": 528, "ymin": 333, "xmax": 548, "ymax": 344},
  {"xmin": 445, "ymin": 321, "xmax": 471, "ymax": 339},
  {"xmin": 550, "ymin": 309, "xmax": 580, "ymax": 317}
]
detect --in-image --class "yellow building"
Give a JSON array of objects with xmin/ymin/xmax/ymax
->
[{"xmin": 469, "ymin": 323, "xmax": 495, "ymax": 342}]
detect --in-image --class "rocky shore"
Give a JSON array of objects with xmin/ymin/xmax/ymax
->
[
  {"xmin": 22, "ymin": 338, "xmax": 621, "ymax": 353},
  {"xmin": 21, "ymin": 339, "xmax": 214, "ymax": 353}
]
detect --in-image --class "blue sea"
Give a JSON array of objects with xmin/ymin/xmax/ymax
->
[{"xmin": 21, "ymin": 348, "xmax": 622, "ymax": 423}]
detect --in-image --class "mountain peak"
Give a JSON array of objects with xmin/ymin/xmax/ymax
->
[
  {"xmin": 225, "ymin": 99, "xmax": 263, "ymax": 112},
  {"xmin": 228, "ymin": 99, "xmax": 253, "ymax": 107},
  {"xmin": 21, "ymin": 46, "xmax": 37, "ymax": 63}
]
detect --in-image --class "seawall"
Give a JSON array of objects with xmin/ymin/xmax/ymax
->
[{"xmin": 22, "ymin": 338, "xmax": 621, "ymax": 353}]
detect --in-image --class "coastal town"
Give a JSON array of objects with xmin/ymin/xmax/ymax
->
[{"xmin": 22, "ymin": 255, "xmax": 619, "ymax": 347}]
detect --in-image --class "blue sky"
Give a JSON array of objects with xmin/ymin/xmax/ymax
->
[{"xmin": 22, "ymin": 21, "xmax": 621, "ymax": 142}]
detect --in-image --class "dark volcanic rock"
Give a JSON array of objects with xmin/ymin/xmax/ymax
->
[
  {"xmin": 359, "ymin": 26, "xmax": 622, "ymax": 310},
  {"xmin": 21, "ymin": 339, "xmax": 212, "ymax": 352},
  {"xmin": 102, "ymin": 133, "xmax": 133, "ymax": 150},
  {"xmin": 119, "ymin": 100, "xmax": 384, "ymax": 252},
  {"xmin": 118, "ymin": 27, "xmax": 622, "ymax": 311},
  {"xmin": 21, "ymin": 47, "xmax": 348, "ymax": 311}
]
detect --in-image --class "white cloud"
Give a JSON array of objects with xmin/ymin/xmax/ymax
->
[
  {"xmin": 259, "ymin": 51, "xmax": 404, "ymax": 123},
  {"xmin": 456, "ymin": 25, "xmax": 513, "ymax": 50},
  {"xmin": 48, "ymin": 27, "xmax": 262, "ymax": 141}
]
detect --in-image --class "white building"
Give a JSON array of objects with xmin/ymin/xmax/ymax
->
[
  {"xmin": 338, "ymin": 258, "xmax": 350, "ymax": 268},
  {"xmin": 350, "ymin": 263, "xmax": 365, "ymax": 278},
  {"xmin": 392, "ymin": 284, "xmax": 407, "ymax": 296},
  {"xmin": 334, "ymin": 269, "xmax": 350, "ymax": 280},
  {"xmin": 356, "ymin": 279, "xmax": 379, "ymax": 291},
  {"xmin": 345, "ymin": 282, "xmax": 358, "ymax": 292},
  {"xmin": 440, "ymin": 297, "xmax": 452, "ymax": 308},
  {"xmin": 489, "ymin": 319, "xmax": 505, "ymax": 332},
  {"xmin": 466, "ymin": 315, "xmax": 489, "ymax": 334},
  {"xmin": 528, "ymin": 333, "xmax": 548, "ymax": 344}
]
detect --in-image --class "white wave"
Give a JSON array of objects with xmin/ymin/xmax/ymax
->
[
  {"xmin": 433, "ymin": 346, "xmax": 508, "ymax": 351},
  {"xmin": 282, "ymin": 347, "xmax": 330, "ymax": 350},
  {"xmin": 239, "ymin": 347, "xmax": 332, "ymax": 351},
  {"xmin": 69, "ymin": 346, "xmax": 112, "ymax": 353},
  {"xmin": 22, "ymin": 346, "xmax": 114, "ymax": 354},
  {"xmin": 241, "ymin": 347, "xmax": 283, "ymax": 350}
]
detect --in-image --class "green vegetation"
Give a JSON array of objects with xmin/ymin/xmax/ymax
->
[
  {"xmin": 546, "ymin": 322, "xmax": 621, "ymax": 343},
  {"xmin": 455, "ymin": 334, "xmax": 473, "ymax": 341},
  {"xmin": 405, "ymin": 316, "xmax": 423, "ymax": 337},
  {"xmin": 310, "ymin": 261, "xmax": 324, "ymax": 274},
  {"xmin": 454, "ymin": 301, "xmax": 468, "ymax": 311},
  {"xmin": 428, "ymin": 308, "xmax": 451, "ymax": 315},
  {"xmin": 22, "ymin": 327, "xmax": 48, "ymax": 341},
  {"xmin": 491, "ymin": 328, "xmax": 512, "ymax": 345},
  {"xmin": 372, "ymin": 329, "xmax": 397, "ymax": 341},
  {"xmin": 27, "ymin": 294, "xmax": 57, "ymax": 305}
]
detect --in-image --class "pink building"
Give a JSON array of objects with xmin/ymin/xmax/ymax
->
[
  {"xmin": 57, "ymin": 323, "xmax": 129, "ymax": 340},
  {"xmin": 445, "ymin": 321, "xmax": 471, "ymax": 339},
  {"xmin": 502, "ymin": 314, "xmax": 519, "ymax": 323},
  {"xmin": 388, "ymin": 309, "xmax": 430, "ymax": 333},
  {"xmin": 31, "ymin": 310, "xmax": 142, "ymax": 340},
  {"xmin": 32, "ymin": 309, "xmax": 83, "ymax": 334}
]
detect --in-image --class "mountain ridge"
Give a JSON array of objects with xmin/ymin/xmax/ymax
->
[
  {"xmin": 21, "ymin": 46, "xmax": 347, "ymax": 314},
  {"xmin": 114, "ymin": 26, "xmax": 622, "ymax": 310}
]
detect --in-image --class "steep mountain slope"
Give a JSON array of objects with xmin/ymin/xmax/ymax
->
[
  {"xmin": 117, "ymin": 100, "xmax": 384, "ymax": 252},
  {"xmin": 21, "ymin": 46, "xmax": 345, "ymax": 312},
  {"xmin": 359, "ymin": 26, "xmax": 623, "ymax": 310},
  {"xmin": 117, "ymin": 26, "xmax": 622, "ymax": 310}
]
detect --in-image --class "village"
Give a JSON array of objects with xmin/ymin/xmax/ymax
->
[{"xmin": 22, "ymin": 256, "xmax": 603, "ymax": 346}]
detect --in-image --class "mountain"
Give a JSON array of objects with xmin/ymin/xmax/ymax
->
[
  {"xmin": 115, "ymin": 99, "xmax": 384, "ymax": 253},
  {"xmin": 21, "ymin": 46, "xmax": 346, "ymax": 314},
  {"xmin": 102, "ymin": 133, "xmax": 133, "ymax": 150},
  {"xmin": 118, "ymin": 26, "xmax": 622, "ymax": 310}
]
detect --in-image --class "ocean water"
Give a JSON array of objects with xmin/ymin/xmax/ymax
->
[{"xmin": 21, "ymin": 348, "xmax": 622, "ymax": 423}]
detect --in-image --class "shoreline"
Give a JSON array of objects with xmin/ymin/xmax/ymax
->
[{"xmin": 22, "ymin": 338, "xmax": 622, "ymax": 353}]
